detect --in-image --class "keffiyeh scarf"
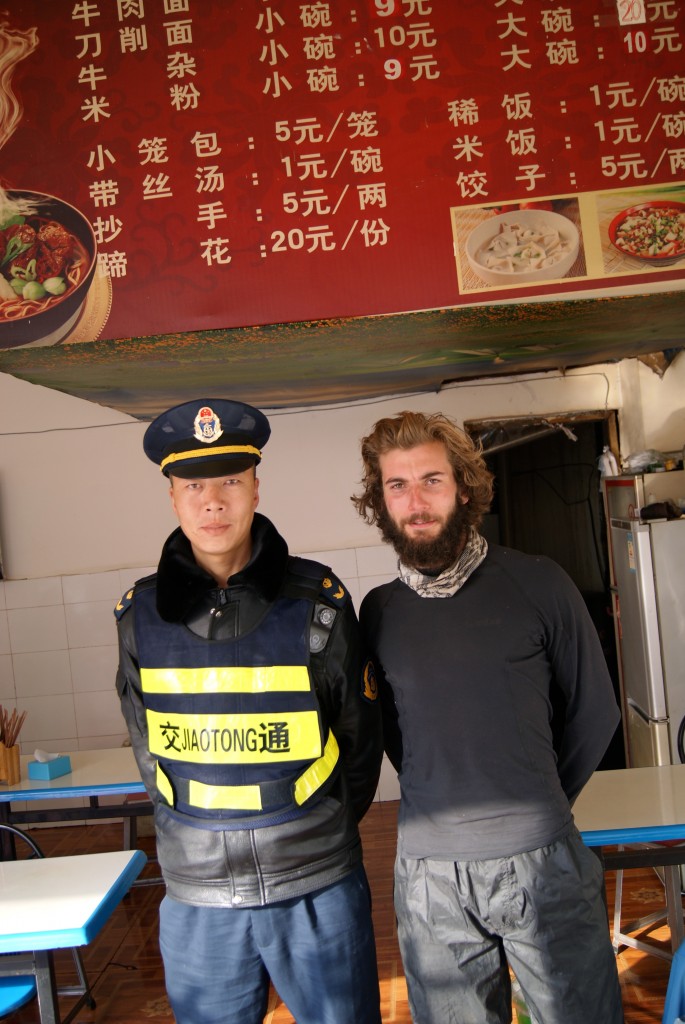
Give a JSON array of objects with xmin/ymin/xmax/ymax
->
[{"xmin": 398, "ymin": 528, "xmax": 488, "ymax": 598}]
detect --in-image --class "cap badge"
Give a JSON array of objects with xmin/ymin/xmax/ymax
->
[{"xmin": 193, "ymin": 406, "xmax": 223, "ymax": 444}]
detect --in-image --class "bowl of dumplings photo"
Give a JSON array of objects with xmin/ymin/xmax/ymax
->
[{"xmin": 465, "ymin": 208, "xmax": 580, "ymax": 286}]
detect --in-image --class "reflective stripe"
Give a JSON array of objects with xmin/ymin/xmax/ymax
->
[
  {"xmin": 189, "ymin": 777, "xmax": 263, "ymax": 811},
  {"xmin": 141, "ymin": 665, "xmax": 311, "ymax": 695},
  {"xmin": 147, "ymin": 709, "xmax": 322, "ymax": 763},
  {"xmin": 157, "ymin": 764, "xmax": 174, "ymax": 805},
  {"xmin": 156, "ymin": 731, "xmax": 340, "ymax": 812},
  {"xmin": 294, "ymin": 731, "xmax": 339, "ymax": 805},
  {"xmin": 160, "ymin": 444, "xmax": 261, "ymax": 472}
]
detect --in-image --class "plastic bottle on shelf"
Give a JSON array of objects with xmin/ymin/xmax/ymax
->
[{"xmin": 598, "ymin": 446, "xmax": 619, "ymax": 478}]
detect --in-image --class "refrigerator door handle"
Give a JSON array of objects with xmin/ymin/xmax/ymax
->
[
  {"xmin": 626, "ymin": 697, "xmax": 668, "ymax": 725},
  {"xmin": 633, "ymin": 527, "xmax": 668, "ymax": 708}
]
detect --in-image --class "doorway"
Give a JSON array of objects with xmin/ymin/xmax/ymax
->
[{"xmin": 465, "ymin": 411, "xmax": 625, "ymax": 770}]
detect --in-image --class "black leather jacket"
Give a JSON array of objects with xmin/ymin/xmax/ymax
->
[{"xmin": 116, "ymin": 513, "xmax": 382, "ymax": 907}]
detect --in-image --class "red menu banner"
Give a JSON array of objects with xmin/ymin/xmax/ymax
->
[{"xmin": 0, "ymin": 0, "xmax": 684, "ymax": 349}]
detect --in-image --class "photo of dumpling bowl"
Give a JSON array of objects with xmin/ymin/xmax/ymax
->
[{"xmin": 465, "ymin": 209, "xmax": 580, "ymax": 286}]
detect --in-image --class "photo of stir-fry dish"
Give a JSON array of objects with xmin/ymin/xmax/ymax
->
[
  {"xmin": 609, "ymin": 201, "xmax": 685, "ymax": 263},
  {"xmin": 0, "ymin": 211, "xmax": 90, "ymax": 319}
]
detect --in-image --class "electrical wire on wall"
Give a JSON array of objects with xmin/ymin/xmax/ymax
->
[{"xmin": 0, "ymin": 368, "xmax": 615, "ymax": 436}]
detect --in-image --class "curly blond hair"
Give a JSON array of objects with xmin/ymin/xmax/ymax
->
[{"xmin": 351, "ymin": 410, "xmax": 494, "ymax": 530}]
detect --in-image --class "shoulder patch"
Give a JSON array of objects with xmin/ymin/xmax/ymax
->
[
  {"xmin": 320, "ymin": 571, "xmax": 348, "ymax": 607},
  {"xmin": 113, "ymin": 572, "xmax": 156, "ymax": 621},
  {"xmin": 361, "ymin": 660, "xmax": 379, "ymax": 703},
  {"xmin": 114, "ymin": 587, "xmax": 135, "ymax": 620}
]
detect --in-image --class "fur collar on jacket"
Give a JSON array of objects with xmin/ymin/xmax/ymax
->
[{"xmin": 155, "ymin": 512, "xmax": 289, "ymax": 622}]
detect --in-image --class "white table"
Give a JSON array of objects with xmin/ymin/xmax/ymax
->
[
  {"xmin": 576, "ymin": 764, "xmax": 685, "ymax": 846},
  {"xmin": 0, "ymin": 848, "xmax": 147, "ymax": 1023},
  {"xmin": 0, "ymin": 747, "xmax": 150, "ymax": 857},
  {"xmin": 576, "ymin": 764, "xmax": 685, "ymax": 960},
  {"xmin": 0, "ymin": 746, "xmax": 146, "ymax": 803}
]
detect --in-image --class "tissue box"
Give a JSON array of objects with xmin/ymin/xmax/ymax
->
[{"xmin": 28, "ymin": 755, "xmax": 72, "ymax": 780}]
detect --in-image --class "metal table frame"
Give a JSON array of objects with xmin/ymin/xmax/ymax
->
[
  {"xmin": 576, "ymin": 765, "xmax": 685, "ymax": 961},
  {"xmin": 0, "ymin": 849, "xmax": 147, "ymax": 1024},
  {"xmin": 0, "ymin": 748, "xmax": 151, "ymax": 860}
]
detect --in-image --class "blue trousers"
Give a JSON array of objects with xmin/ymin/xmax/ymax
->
[
  {"xmin": 159, "ymin": 866, "xmax": 382, "ymax": 1024},
  {"xmin": 395, "ymin": 829, "xmax": 624, "ymax": 1024}
]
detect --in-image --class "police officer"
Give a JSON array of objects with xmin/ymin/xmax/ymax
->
[{"xmin": 115, "ymin": 399, "xmax": 383, "ymax": 1024}]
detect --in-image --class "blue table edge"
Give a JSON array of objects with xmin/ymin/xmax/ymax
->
[
  {"xmin": 581, "ymin": 824, "xmax": 685, "ymax": 846},
  {"xmin": 0, "ymin": 780, "xmax": 147, "ymax": 801},
  {"xmin": 0, "ymin": 849, "xmax": 147, "ymax": 952}
]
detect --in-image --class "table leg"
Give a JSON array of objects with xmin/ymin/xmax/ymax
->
[
  {"xmin": 613, "ymin": 867, "xmax": 624, "ymax": 952},
  {"xmin": 123, "ymin": 810, "xmax": 137, "ymax": 850},
  {"xmin": 0, "ymin": 803, "xmax": 16, "ymax": 860},
  {"xmin": 590, "ymin": 846, "xmax": 608, "ymax": 905},
  {"xmin": 664, "ymin": 865, "xmax": 685, "ymax": 953},
  {"xmin": 33, "ymin": 950, "xmax": 61, "ymax": 1024}
]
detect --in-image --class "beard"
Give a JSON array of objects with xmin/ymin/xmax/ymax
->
[{"xmin": 379, "ymin": 501, "xmax": 470, "ymax": 574}]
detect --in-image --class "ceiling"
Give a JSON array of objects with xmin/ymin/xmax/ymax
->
[{"xmin": 0, "ymin": 288, "xmax": 683, "ymax": 418}]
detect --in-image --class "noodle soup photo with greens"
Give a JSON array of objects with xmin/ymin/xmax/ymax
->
[{"xmin": 0, "ymin": 189, "xmax": 97, "ymax": 349}]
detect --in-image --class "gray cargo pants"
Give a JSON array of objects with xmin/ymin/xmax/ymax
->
[{"xmin": 395, "ymin": 828, "xmax": 624, "ymax": 1024}]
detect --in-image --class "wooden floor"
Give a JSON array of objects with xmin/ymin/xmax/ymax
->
[{"xmin": 6, "ymin": 800, "xmax": 679, "ymax": 1023}]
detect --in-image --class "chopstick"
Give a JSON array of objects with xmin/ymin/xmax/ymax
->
[{"xmin": 0, "ymin": 705, "xmax": 27, "ymax": 747}]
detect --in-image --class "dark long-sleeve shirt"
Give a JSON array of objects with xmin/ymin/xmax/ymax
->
[{"xmin": 360, "ymin": 543, "xmax": 620, "ymax": 860}]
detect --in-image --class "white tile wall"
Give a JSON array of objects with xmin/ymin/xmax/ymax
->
[
  {"xmin": 303, "ymin": 547, "xmax": 359, "ymax": 582},
  {"xmin": 19, "ymin": 694, "xmax": 77, "ymax": 744},
  {"xmin": 3, "ymin": 577, "xmax": 63, "ymax": 609},
  {"xmin": 8, "ymin": 606, "xmax": 68, "ymax": 654},
  {"xmin": 74, "ymin": 689, "xmax": 123, "ymax": 737},
  {"xmin": 61, "ymin": 570, "xmax": 123, "ymax": 604},
  {"xmin": 69, "ymin": 645, "xmax": 118, "ymax": 692},
  {"xmin": 355, "ymin": 544, "xmax": 398, "ymax": 577},
  {"xmin": 0, "ymin": 608, "xmax": 10, "ymax": 656},
  {"xmin": 0, "ymin": 654, "xmax": 14, "ymax": 700},
  {"xmin": 65, "ymin": 599, "xmax": 118, "ymax": 648},
  {"xmin": 12, "ymin": 651, "xmax": 72, "ymax": 696},
  {"xmin": 119, "ymin": 567, "xmax": 156, "ymax": 594},
  {"xmin": 2, "ymin": 542, "xmax": 402, "ymax": 800},
  {"xmin": 3, "ymin": 568, "xmax": 127, "ymax": 755}
]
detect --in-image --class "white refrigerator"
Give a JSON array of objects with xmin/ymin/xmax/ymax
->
[{"xmin": 604, "ymin": 471, "xmax": 685, "ymax": 769}]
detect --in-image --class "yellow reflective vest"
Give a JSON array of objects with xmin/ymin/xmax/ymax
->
[{"xmin": 135, "ymin": 585, "xmax": 340, "ymax": 826}]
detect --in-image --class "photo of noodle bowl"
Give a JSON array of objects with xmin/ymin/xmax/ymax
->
[
  {"xmin": 0, "ymin": 189, "xmax": 97, "ymax": 349},
  {"xmin": 608, "ymin": 201, "xmax": 685, "ymax": 266},
  {"xmin": 465, "ymin": 209, "xmax": 580, "ymax": 286}
]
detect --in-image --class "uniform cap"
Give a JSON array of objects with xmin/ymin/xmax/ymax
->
[{"xmin": 143, "ymin": 399, "xmax": 271, "ymax": 478}]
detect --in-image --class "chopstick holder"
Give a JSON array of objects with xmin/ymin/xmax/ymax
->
[{"xmin": 0, "ymin": 742, "xmax": 20, "ymax": 785}]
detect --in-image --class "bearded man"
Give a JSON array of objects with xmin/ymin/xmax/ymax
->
[{"xmin": 352, "ymin": 410, "xmax": 624, "ymax": 1024}]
